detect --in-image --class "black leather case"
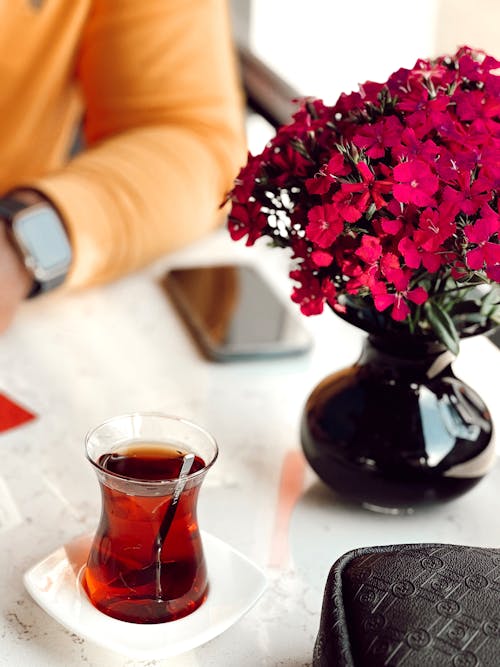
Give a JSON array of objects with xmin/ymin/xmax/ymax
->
[{"xmin": 314, "ymin": 543, "xmax": 500, "ymax": 666}]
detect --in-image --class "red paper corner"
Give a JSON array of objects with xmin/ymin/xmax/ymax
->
[{"xmin": 0, "ymin": 393, "xmax": 36, "ymax": 433}]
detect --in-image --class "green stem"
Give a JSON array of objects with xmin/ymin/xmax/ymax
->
[
  {"xmin": 411, "ymin": 302, "xmax": 426, "ymax": 334},
  {"xmin": 439, "ymin": 281, "xmax": 486, "ymax": 295}
]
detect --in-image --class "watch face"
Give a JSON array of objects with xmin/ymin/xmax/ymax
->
[{"xmin": 12, "ymin": 205, "xmax": 72, "ymax": 281}]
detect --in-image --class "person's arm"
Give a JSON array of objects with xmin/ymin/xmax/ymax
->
[
  {"xmin": 0, "ymin": 222, "xmax": 33, "ymax": 331},
  {"xmin": 25, "ymin": 0, "xmax": 246, "ymax": 287}
]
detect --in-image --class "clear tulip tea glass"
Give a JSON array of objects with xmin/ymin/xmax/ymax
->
[{"xmin": 83, "ymin": 413, "xmax": 218, "ymax": 624}]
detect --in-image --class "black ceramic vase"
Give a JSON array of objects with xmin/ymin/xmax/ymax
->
[{"xmin": 301, "ymin": 313, "xmax": 495, "ymax": 511}]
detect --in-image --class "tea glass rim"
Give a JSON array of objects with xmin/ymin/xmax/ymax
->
[{"xmin": 85, "ymin": 411, "xmax": 219, "ymax": 486}]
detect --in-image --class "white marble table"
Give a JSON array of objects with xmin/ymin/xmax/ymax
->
[{"xmin": 1, "ymin": 230, "xmax": 499, "ymax": 667}]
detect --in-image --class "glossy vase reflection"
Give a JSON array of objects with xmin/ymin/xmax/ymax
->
[{"xmin": 301, "ymin": 335, "xmax": 495, "ymax": 510}]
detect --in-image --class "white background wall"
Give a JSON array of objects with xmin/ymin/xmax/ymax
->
[
  {"xmin": 246, "ymin": 0, "xmax": 500, "ymax": 102},
  {"xmin": 435, "ymin": 0, "xmax": 500, "ymax": 57},
  {"xmin": 249, "ymin": 0, "xmax": 438, "ymax": 102}
]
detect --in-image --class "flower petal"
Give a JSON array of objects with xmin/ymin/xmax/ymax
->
[
  {"xmin": 407, "ymin": 286, "xmax": 428, "ymax": 305},
  {"xmin": 373, "ymin": 294, "xmax": 395, "ymax": 312},
  {"xmin": 466, "ymin": 246, "xmax": 485, "ymax": 270},
  {"xmin": 311, "ymin": 250, "xmax": 334, "ymax": 267},
  {"xmin": 391, "ymin": 298, "xmax": 410, "ymax": 321}
]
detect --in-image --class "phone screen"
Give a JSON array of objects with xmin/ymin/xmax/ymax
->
[{"xmin": 163, "ymin": 264, "xmax": 313, "ymax": 360}]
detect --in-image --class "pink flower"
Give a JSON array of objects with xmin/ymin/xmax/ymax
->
[
  {"xmin": 395, "ymin": 77, "xmax": 429, "ymax": 114},
  {"xmin": 331, "ymin": 187, "xmax": 365, "ymax": 223},
  {"xmin": 326, "ymin": 152, "xmax": 351, "ymax": 177},
  {"xmin": 270, "ymin": 143, "xmax": 312, "ymax": 186},
  {"xmin": 372, "ymin": 274, "xmax": 428, "ymax": 321},
  {"xmin": 392, "ymin": 127, "xmax": 439, "ymax": 162},
  {"xmin": 487, "ymin": 265, "xmax": 500, "ymax": 281},
  {"xmin": 387, "ymin": 67, "xmax": 412, "ymax": 95},
  {"xmin": 355, "ymin": 235, "xmax": 382, "ymax": 263},
  {"xmin": 458, "ymin": 49, "xmax": 500, "ymax": 81},
  {"xmin": 479, "ymin": 146, "xmax": 500, "ymax": 187},
  {"xmin": 311, "ymin": 250, "xmax": 334, "ymax": 267},
  {"xmin": 405, "ymin": 95, "xmax": 450, "ymax": 138},
  {"xmin": 305, "ymin": 175, "xmax": 332, "ymax": 196},
  {"xmin": 393, "ymin": 160, "xmax": 439, "ymax": 207},
  {"xmin": 353, "ymin": 116, "xmax": 402, "ymax": 159},
  {"xmin": 333, "ymin": 90, "xmax": 363, "ymax": 116},
  {"xmin": 226, "ymin": 46, "xmax": 500, "ymax": 337},
  {"xmin": 230, "ymin": 154, "xmax": 261, "ymax": 203},
  {"xmin": 455, "ymin": 89, "xmax": 500, "ymax": 127},
  {"xmin": 442, "ymin": 176, "xmax": 490, "ymax": 217},
  {"xmin": 340, "ymin": 162, "xmax": 392, "ymax": 212},
  {"xmin": 465, "ymin": 204, "xmax": 500, "ymax": 272},
  {"xmin": 380, "ymin": 252, "xmax": 407, "ymax": 287},
  {"xmin": 290, "ymin": 271, "xmax": 338, "ymax": 315},
  {"xmin": 290, "ymin": 270, "xmax": 325, "ymax": 316},
  {"xmin": 380, "ymin": 217, "xmax": 404, "ymax": 235},
  {"xmin": 306, "ymin": 204, "xmax": 344, "ymax": 248},
  {"xmin": 228, "ymin": 201, "xmax": 267, "ymax": 246},
  {"xmin": 398, "ymin": 235, "xmax": 442, "ymax": 272},
  {"xmin": 359, "ymin": 80, "xmax": 386, "ymax": 103},
  {"xmin": 415, "ymin": 206, "xmax": 456, "ymax": 252},
  {"xmin": 353, "ymin": 235, "xmax": 383, "ymax": 289},
  {"xmin": 305, "ymin": 151, "xmax": 351, "ymax": 195},
  {"xmin": 398, "ymin": 236, "xmax": 420, "ymax": 268}
]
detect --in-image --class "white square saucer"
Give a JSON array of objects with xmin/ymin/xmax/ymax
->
[{"xmin": 24, "ymin": 531, "xmax": 267, "ymax": 660}]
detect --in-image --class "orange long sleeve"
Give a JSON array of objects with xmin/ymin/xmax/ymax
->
[{"xmin": 0, "ymin": 1, "xmax": 246, "ymax": 287}]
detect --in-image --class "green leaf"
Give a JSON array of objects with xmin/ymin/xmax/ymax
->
[
  {"xmin": 289, "ymin": 139, "xmax": 311, "ymax": 160},
  {"xmin": 305, "ymin": 101, "xmax": 319, "ymax": 119},
  {"xmin": 481, "ymin": 285, "xmax": 500, "ymax": 315},
  {"xmin": 488, "ymin": 306, "xmax": 500, "ymax": 326},
  {"xmin": 424, "ymin": 301, "xmax": 460, "ymax": 355},
  {"xmin": 365, "ymin": 203, "xmax": 377, "ymax": 221},
  {"xmin": 454, "ymin": 312, "xmax": 485, "ymax": 324}
]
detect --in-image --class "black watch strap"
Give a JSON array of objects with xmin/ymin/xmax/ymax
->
[
  {"xmin": 27, "ymin": 274, "xmax": 66, "ymax": 298},
  {"xmin": 0, "ymin": 198, "xmax": 27, "ymax": 219},
  {"xmin": 0, "ymin": 199, "xmax": 40, "ymax": 296}
]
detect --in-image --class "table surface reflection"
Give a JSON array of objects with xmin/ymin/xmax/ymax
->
[{"xmin": 1, "ymin": 230, "xmax": 499, "ymax": 667}]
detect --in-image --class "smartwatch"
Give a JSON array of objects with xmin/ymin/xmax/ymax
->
[{"xmin": 0, "ymin": 197, "xmax": 72, "ymax": 297}]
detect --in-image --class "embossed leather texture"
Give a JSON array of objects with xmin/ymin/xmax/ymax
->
[{"xmin": 313, "ymin": 544, "xmax": 500, "ymax": 666}]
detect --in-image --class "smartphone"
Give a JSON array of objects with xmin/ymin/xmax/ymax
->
[{"xmin": 163, "ymin": 264, "xmax": 313, "ymax": 361}]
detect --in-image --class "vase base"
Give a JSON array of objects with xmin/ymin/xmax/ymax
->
[{"xmin": 361, "ymin": 502, "xmax": 415, "ymax": 516}]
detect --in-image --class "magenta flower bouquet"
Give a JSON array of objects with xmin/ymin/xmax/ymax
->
[{"xmin": 227, "ymin": 46, "xmax": 500, "ymax": 353}]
